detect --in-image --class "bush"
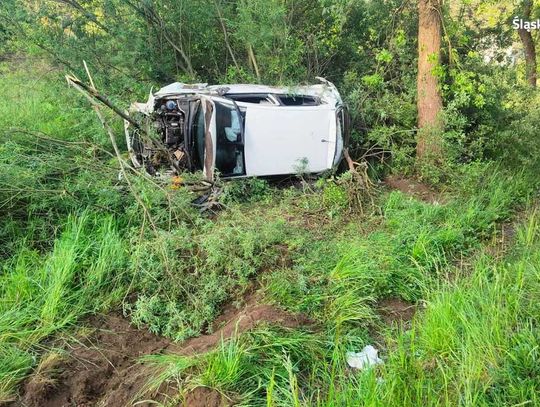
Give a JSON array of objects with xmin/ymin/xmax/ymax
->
[
  {"xmin": 125, "ymin": 207, "xmax": 288, "ymax": 341},
  {"xmin": 220, "ymin": 178, "xmax": 272, "ymax": 204}
]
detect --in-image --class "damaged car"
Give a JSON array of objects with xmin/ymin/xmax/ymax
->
[{"xmin": 125, "ymin": 78, "xmax": 349, "ymax": 180}]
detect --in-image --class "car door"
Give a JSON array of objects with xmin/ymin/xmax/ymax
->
[{"xmin": 242, "ymin": 104, "xmax": 336, "ymax": 176}]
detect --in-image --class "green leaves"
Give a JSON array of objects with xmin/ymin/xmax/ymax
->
[
  {"xmin": 361, "ymin": 73, "xmax": 384, "ymax": 88},
  {"xmin": 0, "ymin": 213, "xmax": 127, "ymax": 400},
  {"xmin": 375, "ymin": 49, "xmax": 393, "ymax": 64}
]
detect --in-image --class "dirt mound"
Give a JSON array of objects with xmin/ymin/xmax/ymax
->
[
  {"xmin": 13, "ymin": 297, "xmax": 308, "ymax": 407},
  {"xmin": 176, "ymin": 295, "xmax": 309, "ymax": 406},
  {"xmin": 14, "ymin": 313, "xmax": 172, "ymax": 407},
  {"xmin": 385, "ymin": 175, "xmax": 442, "ymax": 204},
  {"xmin": 176, "ymin": 302, "xmax": 310, "ymax": 356}
]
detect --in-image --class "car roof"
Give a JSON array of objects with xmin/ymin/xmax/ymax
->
[{"xmin": 152, "ymin": 80, "xmax": 343, "ymax": 107}]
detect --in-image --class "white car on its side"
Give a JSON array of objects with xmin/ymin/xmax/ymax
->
[{"xmin": 125, "ymin": 78, "xmax": 349, "ymax": 180}]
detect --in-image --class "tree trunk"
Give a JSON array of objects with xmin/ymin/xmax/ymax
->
[
  {"xmin": 518, "ymin": 0, "xmax": 537, "ymax": 87},
  {"xmin": 247, "ymin": 44, "xmax": 261, "ymax": 82},
  {"xmin": 416, "ymin": 0, "xmax": 443, "ymax": 160}
]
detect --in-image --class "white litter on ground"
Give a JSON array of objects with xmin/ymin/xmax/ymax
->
[{"xmin": 346, "ymin": 345, "xmax": 383, "ymax": 370}]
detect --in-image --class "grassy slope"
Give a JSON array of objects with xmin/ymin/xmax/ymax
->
[
  {"xmin": 141, "ymin": 174, "xmax": 540, "ymax": 406},
  {"xmin": 1, "ymin": 62, "xmax": 540, "ymax": 406},
  {"xmin": 0, "ymin": 61, "xmax": 130, "ymax": 401},
  {"xmin": 0, "ymin": 214, "xmax": 127, "ymax": 400},
  {"xmin": 374, "ymin": 210, "xmax": 540, "ymax": 406}
]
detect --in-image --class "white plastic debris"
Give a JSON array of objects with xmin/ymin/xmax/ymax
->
[{"xmin": 346, "ymin": 345, "xmax": 383, "ymax": 370}]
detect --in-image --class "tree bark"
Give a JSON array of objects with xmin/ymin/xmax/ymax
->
[
  {"xmin": 416, "ymin": 0, "xmax": 443, "ymax": 160},
  {"xmin": 518, "ymin": 0, "xmax": 537, "ymax": 87},
  {"xmin": 247, "ymin": 44, "xmax": 261, "ymax": 82}
]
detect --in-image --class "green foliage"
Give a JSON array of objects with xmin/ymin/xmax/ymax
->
[
  {"xmin": 322, "ymin": 181, "xmax": 349, "ymax": 215},
  {"xmin": 142, "ymin": 196, "xmax": 540, "ymax": 407},
  {"xmin": 0, "ymin": 62, "xmax": 130, "ymax": 255},
  {"xmin": 0, "ymin": 0, "xmax": 370, "ymax": 88},
  {"xmin": 0, "ymin": 0, "xmax": 423, "ymax": 175},
  {"xmin": 125, "ymin": 207, "xmax": 288, "ymax": 341},
  {"xmin": 0, "ymin": 64, "xmax": 134, "ymax": 400},
  {"xmin": 364, "ymin": 210, "xmax": 540, "ymax": 406},
  {"xmin": 263, "ymin": 268, "xmax": 311, "ymax": 312},
  {"xmin": 0, "ymin": 345, "xmax": 33, "ymax": 402},
  {"xmin": 139, "ymin": 353, "xmax": 197, "ymax": 397},
  {"xmin": 200, "ymin": 335, "xmax": 248, "ymax": 391},
  {"xmin": 221, "ymin": 178, "xmax": 272, "ymax": 204},
  {"xmin": 494, "ymin": 90, "xmax": 540, "ymax": 170},
  {"xmin": 1, "ymin": 0, "xmax": 538, "ymax": 176},
  {"xmin": 3, "ymin": 1, "xmax": 540, "ymax": 404},
  {"xmin": 264, "ymin": 162, "xmax": 538, "ymax": 338}
]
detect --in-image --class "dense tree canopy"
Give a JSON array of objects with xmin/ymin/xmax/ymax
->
[{"xmin": 0, "ymin": 0, "xmax": 538, "ymax": 174}]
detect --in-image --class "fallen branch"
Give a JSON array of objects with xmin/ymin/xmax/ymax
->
[
  {"xmin": 67, "ymin": 71, "xmax": 159, "ymax": 227},
  {"xmin": 65, "ymin": 73, "xmax": 140, "ymax": 129},
  {"xmin": 66, "ymin": 66, "xmax": 196, "ymax": 228},
  {"xmin": 342, "ymin": 148, "xmax": 376, "ymax": 213}
]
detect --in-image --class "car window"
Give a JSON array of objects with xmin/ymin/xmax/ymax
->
[
  {"xmin": 215, "ymin": 102, "xmax": 245, "ymax": 176},
  {"xmin": 276, "ymin": 95, "xmax": 320, "ymax": 106},
  {"xmin": 226, "ymin": 94, "xmax": 275, "ymax": 104}
]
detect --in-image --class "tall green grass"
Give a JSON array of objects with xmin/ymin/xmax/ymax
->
[
  {"xmin": 264, "ymin": 164, "xmax": 536, "ymax": 335},
  {"xmin": 0, "ymin": 59, "xmax": 131, "ymax": 258},
  {"xmin": 0, "ymin": 60, "xmax": 114, "ymax": 143},
  {"xmin": 0, "ymin": 213, "xmax": 126, "ymax": 401},
  {"xmin": 143, "ymin": 208, "xmax": 540, "ymax": 406},
  {"xmin": 137, "ymin": 166, "xmax": 540, "ymax": 406},
  {"xmin": 344, "ymin": 208, "xmax": 540, "ymax": 406}
]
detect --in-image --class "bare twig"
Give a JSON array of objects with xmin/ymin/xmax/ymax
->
[
  {"xmin": 342, "ymin": 148, "xmax": 376, "ymax": 213},
  {"xmin": 66, "ymin": 72, "xmax": 158, "ymax": 229},
  {"xmin": 67, "ymin": 67, "xmax": 201, "ymax": 228}
]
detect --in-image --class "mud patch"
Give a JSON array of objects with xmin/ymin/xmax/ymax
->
[
  {"xmin": 378, "ymin": 297, "xmax": 416, "ymax": 326},
  {"xmin": 173, "ymin": 292, "xmax": 310, "ymax": 355},
  {"xmin": 182, "ymin": 386, "xmax": 229, "ymax": 407},
  {"xmin": 13, "ymin": 313, "xmax": 172, "ymax": 407},
  {"xmin": 385, "ymin": 175, "xmax": 443, "ymax": 204},
  {"xmin": 13, "ymin": 296, "xmax": 308, "ymax": 407}
]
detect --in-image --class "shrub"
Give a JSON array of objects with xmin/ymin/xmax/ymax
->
[{"xmin": 126, "ymin": 207, "xmax": 288, "ymax": 341}]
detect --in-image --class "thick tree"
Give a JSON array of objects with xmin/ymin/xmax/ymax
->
[
  {"xmin": 416, "ymin": 0, "xmax": 443, "ymax": 160},
  {"xmin": 518, "ymin": 0, "xmax": 537, "ymax": 87}
]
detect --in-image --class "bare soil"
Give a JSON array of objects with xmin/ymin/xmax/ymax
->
[
  {"xmin": 174, "ymin": 292, "xmax": 310, "ymax": 356},
  {"xmin": 385, "ymin": 175, "xmax": 443, "ymax": 204},
  {"xmin": 182, "ymin": 387, "xmax": 229, "ymax": 407},
  {"xmin": 377, "ymin": 297, "xmax": 416, "ymax": 326},
  {"xmin": 12, "ymin": 313, "xmax": 172, "ymax": 407},
  {"xmin": 12, "ymin": 294, "xmax": 308, "ymax": 407}
]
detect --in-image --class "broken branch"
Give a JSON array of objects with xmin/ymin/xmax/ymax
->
[{"xmin": 65, "ymin": 74, "xmax": 141, "ymax": 129}]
